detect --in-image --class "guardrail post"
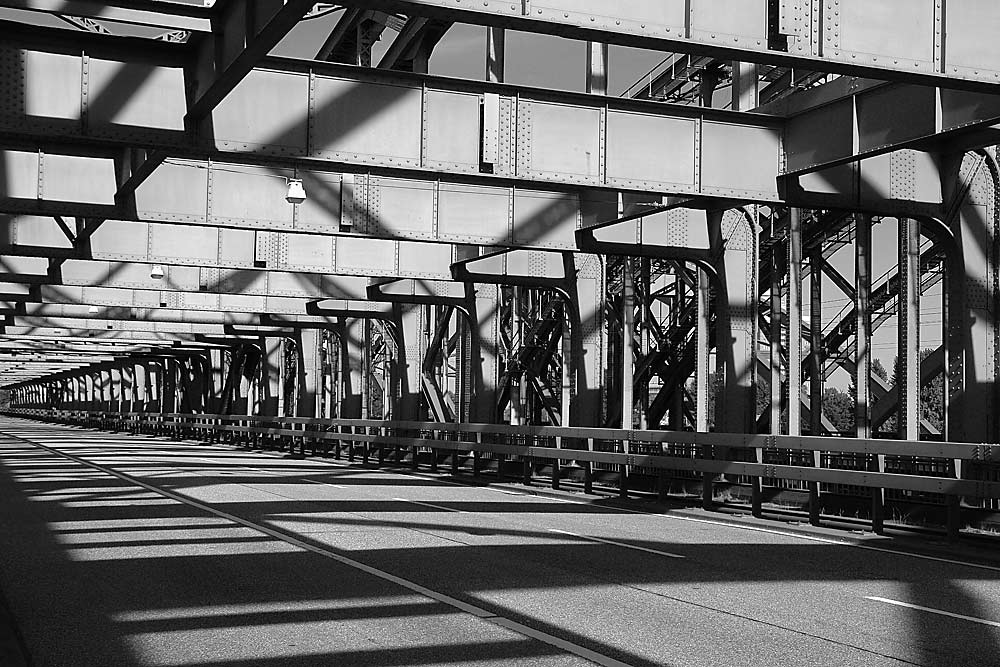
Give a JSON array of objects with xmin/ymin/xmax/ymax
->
[
  {"xmin": 410, "ymin": 427, "xmax": 418, "ymax": 470},
  {"xmin": 450, "ymin": 431, "xmax": 460, "ymax": 475},
  {"xmin": 522, "ymin": 437, "xmax": 532, "ymax": 486},
  {"xmin": 872, "ymin": 453, "xmax": 886, "ymax": 534},
  {"xmin": 551, "ymin": 435, "xmax": 561, "ymax": 490},
  {"xmin": 430, "ymin": 429, "xmax": 439, "ymax": 473},
  {"xmin": 584, "ymin": 438, "xmax": 594, "ymax": 494},
  {"xmin": 473, "ymin": 432, "xmax": 482, "ymax": 477},
  {"xmin": 947, "ymin": 457, "xmax": 963, "ymax": 542}
]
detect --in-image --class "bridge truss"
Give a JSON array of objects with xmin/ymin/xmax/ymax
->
[{"xmin": 4, "ymin": 0, "xmax": 1000, "ymax": 536}]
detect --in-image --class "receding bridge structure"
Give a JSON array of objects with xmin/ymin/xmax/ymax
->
[{"xmin": 3, "ymin": 3, "xmax": 1000, "ymax": 664}]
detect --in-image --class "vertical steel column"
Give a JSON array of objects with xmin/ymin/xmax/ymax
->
[
  {"xmin": 120, "ymin": 363, "xmax": 134, "ymax": 412},
  {"xmin": 808, "ymin": 247, "xmax": 824, "ymax": 524},
  {"xmin": 809, "ymin": 250, "xmax": 823, "ymax": 436},
  {"xmin": 487, "ymin": 26, "xmax": 504, "ymax": 83},
  {"xmin": 899, "ymin": 217, "xmax": 921, "ymax": 442},
  {"xmin": 510, "ymin": 291, "xmax": 523, "ymax": 425},
  {"xmin": 621, "ymin": 261, "xmax": 635, "ymax": 429},
  {"xmin": 109, "ymin": 366, "xmax": 122, "ymax": 413},
  {"xmin": 638, "ymin": 259, "xmax": 651, "ymax": 430},
  {"xmin": 695, "ymin": 270, "xmax": 711, "ymax": 433},
  {"xmin": 670, "ymin": 275, "xmax": 687, "ymax": 430},
  {"xmin": 586, "ymin": 42, "xmax": 609, "ymax": 96},
  {"xmin": 732, "ymin": 62, "xmax": 759, "ymax": 112},
  {"xmin": 856, "ymin": 215, "xmax": 882, "ymax": 531},
  {"xmin": 297, "ymin": 329, "xmax": 322, "ymax": 418},
  {"xmin": 84, "ymin": 373, "xmax": 95, "ymax": 411},
  {"xmin": 770, "ymin": 220, "xmax": 783, "ymax": 435},
  {"xmin": 161, "ymin": 358, "xmax": 176, "ymax": 415},
  {"xmin": 343, "ymin": 319, "xmax": 365, "ymax": 418},
  {"xmin": 261, "ymin": 338, "xmax": 282, "ymax": 416},
  {"xmin": 621, "ymin": 259, "xmax": 635, "ymax": 495},
  {"xmin": 134, "ymin": 362, "xmax": 148, "ymax": 411},
  {"xmin": 787, "ymin": 209, "xmax": 803, "ymax": 437}
]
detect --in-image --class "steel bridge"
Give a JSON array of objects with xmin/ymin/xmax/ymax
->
[{"xmin": 2, "ymin": 2, "xmax": 1000, "ymax": 664}]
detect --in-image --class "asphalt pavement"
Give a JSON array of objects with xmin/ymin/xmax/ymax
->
[{"xmin": 0, "ymin": 417, "xmax": 997, "ymax": 667}]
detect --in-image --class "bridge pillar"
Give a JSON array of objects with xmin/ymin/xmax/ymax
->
[
  {"xmin": 898, "ymin": 217, "xmax": 922, "ymax": 441},
  {"xmin": 947, "ymin": 152, "xmax": 999, "ymax": 443},
  {"xmin": 296, "ymin": 329, "xmax": 322, "ymax": 418},
  {"xmin": 259, "ymin": 337, "xmax": 283, "ymax": 417}
]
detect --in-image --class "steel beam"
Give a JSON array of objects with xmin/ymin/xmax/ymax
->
[
  {"xmin": 332, "ymin": 0, "xmax": 1000, "ymax": 91},
  {"xmin": 187, "ymin": 0, "xmax": 317, "ymax": 122},
  {"xmin": 782, "ymin": 80, "xmax": 1000, "ymax": 175},
  {"xmin": 898, "ymin": 217, "xmax": 921, "ymax": 442},
  {"xmin": 786, "ymin": 208, "xmax": 803, "ymax": 437},
  {"xmin": 2, "ymin": 1, "xmax": 212, "ymax": 32}
]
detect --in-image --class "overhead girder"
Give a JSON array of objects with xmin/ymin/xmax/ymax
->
[
  {"xmin": 2, "ymin": 0, "xmax": 213, "ymax": 33},
  {"xmin": 186, "ymin": 0, "xmax": 318, "ymax": 122},
  {"xmin": 316, "ymin": 9, "xmax": 403, "ymax": 63},
  {"xmin": 0, "ymin": 218, "xmax": 462, "ymax": 281},
  {"xmin": 4, "ymin": 303, "xmax": 354, "ymax": 329},
  {"xmin": 774, "ymin": 77, "xmax": 1000, "ymax": 175},
  {"xmin": 0, "ymin": 45, "xmax": 783, "ymax": 201},
  {"xmin": 377, "ymin": 16, "xmax": 451, "ymax": 72},
  {"xmin": 333, "ymin": 0, "xmax": 1000, "ymax": 92},
  {"xmin": 3, "ymin": 37, "xmax": 987, "ymax": 222}
]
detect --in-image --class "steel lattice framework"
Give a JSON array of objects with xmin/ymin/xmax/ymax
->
[{"xmin": 4, "ymin": 0, "xmax": 1000, "ymax": 535}]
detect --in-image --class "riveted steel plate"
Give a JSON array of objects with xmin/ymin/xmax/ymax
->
[
  {"xmin": 296, "ymin": 170, "xmax": 342, "ymax": 232},
  {"xmin": 512, "ymin": 189, "xmax": 578, "ymax": 248},
  {"xmin": 135, "ymin": 160, "xmax": 209, "ymax": 222},
  {"xmin": 216, "ymin": 228, "xmax": 255, "ymax": 266},
  {"xmin": 530, "ymin": 0, "xmax": 685, "ymax": 36},
  {"xmin": 397, "ymin": 241, "xmax": 452, "ymax": 278},
  {"xmin": 149, "ymin": 225, "xmax": 219, "ymax": 264},
  {"xmin": 438, "ymin": 183, "xmax": 510, "ymax": 244},
  {"xmin": 423, "ymin": 89, "xmax": 481, "ymax": 172},
  {"xmin": 0, "ymin": 152, "xmax": 39, "ymax": 200},
  {"xmin": 831, "ymin": 0, "xmax": 935, "ymax": 70},
  {"xmin": 336, "ymin": 236, "xmax": 395, "ymax": 274},
  {"xmin": 210, "ymin": 164, "xmax": 294, "ymax": 229},
  {"xmin": 374, "ymin": 178, "xmax": 435, "ymax": 237},
  {"xmin": 689, "ymin": 0, "xmax": 768, "ymax": 44},
  {"xmin": 944, "ymin": 0, "xmax": 1000, "ymax": 79},
  {"xmin": 606, "ymin": 110, "xmax": 696, "ymax": 190},
  {"xmin": 41, "ymin": 154, "xmax": 116, "ymax": 204},
  {"xmin": 284, "ymin": 233, "xmax": 334, "ymax": 270},
  {"xmin": 21, "ymin": 50, "xmax": 81, "ymax": 123},
  {"xmin": 518, "ymin": 101, "xmax": 601, "ymax": 183},
  {"xmin": 89, "ymin": 221, "xmax": 150, "ymax": 260},
  {"xmin": 855, "ymin": 85, "xmax": 936, "ymax": 154},
  {"xmin": 213, "ymin": 68, "xmax": 309, "ymax": 154},
  {"xmin": 783, "ymin": 98, "xmax": 854, "ymax": 173},
  {"xmin": 88, "ymin": 59, "xmax": 185, "ymax": 134},
  {"xmin": 311, "ymin": 76, "xmax": 422, "ymax": 167},
  {"xmin": 701, "ymin": 122, "xmax": 779, "ymax": 197},
  {"xmin": 939, "ymin": 89, "xmax": 1000, "ymax": 133}
]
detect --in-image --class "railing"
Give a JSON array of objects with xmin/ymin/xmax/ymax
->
[{"xmin": 7, "ymin": 408, "xmax": 1000, "ymax": 538}]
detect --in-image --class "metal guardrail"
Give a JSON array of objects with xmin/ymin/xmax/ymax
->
[{"xmin": 8, "ymin": 408, "xmax": 1000, "ymax": 537}]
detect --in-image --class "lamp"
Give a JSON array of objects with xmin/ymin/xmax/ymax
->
[
  {"xmin": 286, "ymin": 178, "xmax": 307, "ymax": 204},
  {"xmin": 150, "ymin": 265, "xmax": 165, "ymax": 280}
]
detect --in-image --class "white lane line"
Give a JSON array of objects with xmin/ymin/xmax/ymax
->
[
  {"xmin": 393, "ymin": 497, "xmax": 468, "ymax": 514},
  {"xmin": 547, "ymin": 528, "xmax": 685, "ymax": 559},
  {"xmin": 17, "ymin": 437, "xmax": 631, "ymax": 667},
  {"xmin": 865, "ymin": 597, "xmax": 1000, "ymax": 628},
  {"xmin": 195, "ymin": 457, "xmax": 347, "ymax": 488},
  {"xmin": 89, "ymin": 430, "xmax": 1000, "ymax": 574}
]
